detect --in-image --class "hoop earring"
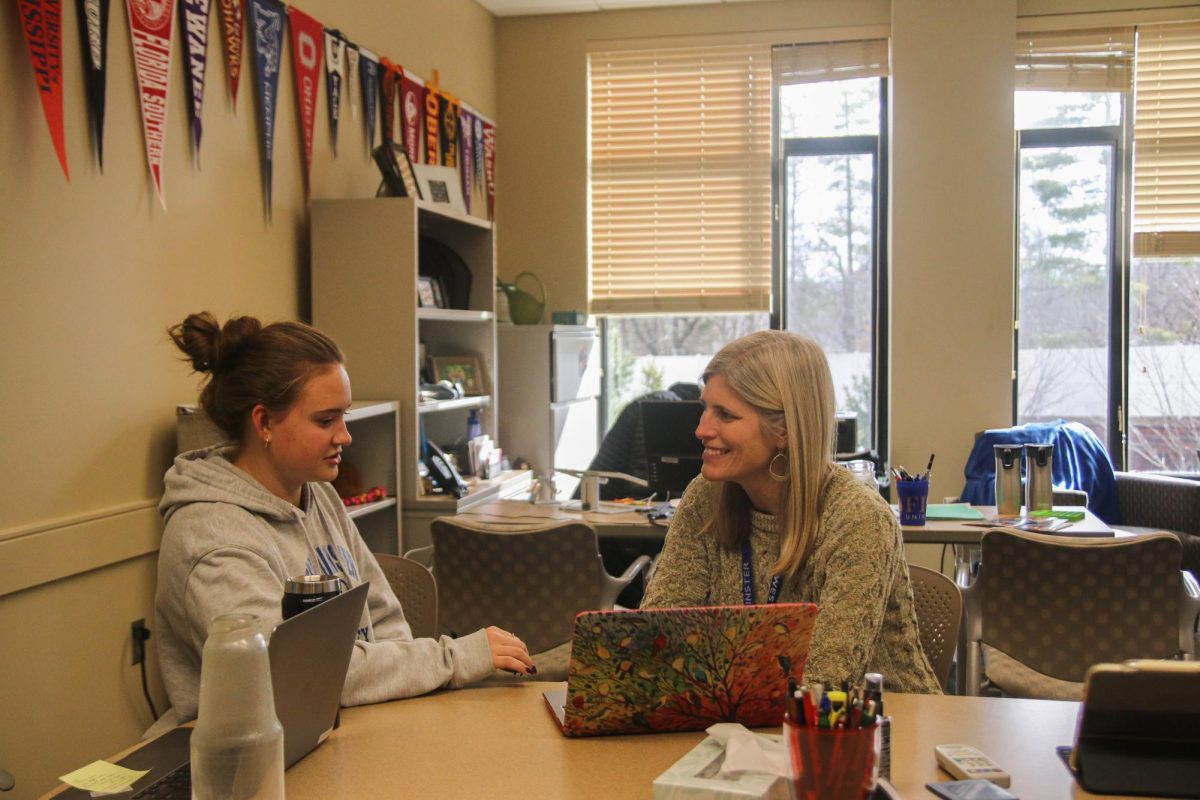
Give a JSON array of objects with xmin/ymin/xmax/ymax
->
[{"xmin": 769, "ymin": 451, "xmax": 789, "ymax": 482}]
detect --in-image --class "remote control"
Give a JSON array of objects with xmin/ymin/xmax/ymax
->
[{"xmin": 935, "ymin": 744, "xmax": 1011, "ymax": 787}]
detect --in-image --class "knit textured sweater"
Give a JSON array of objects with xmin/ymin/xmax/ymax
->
[{"xmin": 641, "ymin": 467, "xmax": 942, "ymax": 694}]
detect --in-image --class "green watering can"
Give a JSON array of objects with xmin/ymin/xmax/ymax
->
[{"xmin": 497, "ymin": 272, "xmax": 545, "ymax": 325}]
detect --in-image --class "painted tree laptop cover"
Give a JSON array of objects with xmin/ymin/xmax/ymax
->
[{"xmin": 547, "ymin": 603, "xmax": 818, "ymax": 737}]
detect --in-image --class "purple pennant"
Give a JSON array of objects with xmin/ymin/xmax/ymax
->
[
  {"xmin": 358, "ymin": 47, "xmax": 379, "ymax": 153},
  {"xmin": 75, "ymin": 0, "xmax": 110, "ymax": 170},
  {"xmin": 473, "ymin": 114, "xmax": 485, "ymax": 191},
  {"xmin": 323, "ymin": 29, "xmax": 345, "ymax": 156},
  {"xmin": 179, "ymin": 0, "xmax": 213, "ymax": 164},
  {"xmin": 249, "ymin": 0, "xmax": 284, "ymax": 216},
  {"xmin": 460, "ymin": 105, "xmax": 474, "ymax": 213}
]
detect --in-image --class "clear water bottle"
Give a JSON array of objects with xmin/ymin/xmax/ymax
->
[{"xmin": 191, "ymin": 614, "xmax": 284, "ymax": 800}]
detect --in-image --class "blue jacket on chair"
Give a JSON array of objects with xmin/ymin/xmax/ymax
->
[{"xmin": 960, "ymin": 420, "xmax": 1118, "ymax": 523}]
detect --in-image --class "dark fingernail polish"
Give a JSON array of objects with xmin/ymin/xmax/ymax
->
[{"xmin": 528, "ymin": 665, "xmax": 538, "ymax": 675}]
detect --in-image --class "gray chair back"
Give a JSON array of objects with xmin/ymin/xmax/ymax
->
[
  {"xmin": 374, "ymin": 554, "xmax": 438, "ymax": 640},
  {"xmin": 961, "ymin": 528, "xmax": 1192, "ymax": 699},
  {"xmin": 908, "ymin": 565, "xmax": 962, "ymax": 691},
  {"xmin": 430, "ymin": 517, "xmax": 608, "ymax": 654}
]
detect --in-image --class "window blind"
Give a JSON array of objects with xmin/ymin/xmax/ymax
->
[
  {"xmin": 1015, "ymin": 27, "xmax": 1135, "ymax": 91},
  {"xmin": 772, "ymin": 38, "xmax": 888, "ymax": 86},
  {"xmin": 588, "ymin": 43, "xmax": 772, "ymax": 315},
  {"xmin": 1134, "ymin": 21, "xmax": 1200, "ymax": 257}
]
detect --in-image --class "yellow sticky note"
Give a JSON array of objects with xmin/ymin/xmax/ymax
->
[{"xmin": 58, "ymin": 760, "xmax": 149, "ymax": 794}]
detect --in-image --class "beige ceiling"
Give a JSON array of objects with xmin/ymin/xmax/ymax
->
[{"xmin": 476, "ymin": 0, "xmax": 766, "ymax": 17}]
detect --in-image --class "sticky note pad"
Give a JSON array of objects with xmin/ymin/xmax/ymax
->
[{"xmin": 58, "ymin": 760, "xmax": 149, "ymax": 794}]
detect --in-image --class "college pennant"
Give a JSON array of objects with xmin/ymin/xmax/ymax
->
[
  {"xmin": 473, "ymin": 113, "xmax": 484, "ymax": 192},
  {"xmin": 75, "ymin": 0, "xmax": 110, "ymax": 170},
  {"xmin": 483, "ymin": 119, "xmax": 496, "ymax": 219},
  {"xmin": 459, "ymin": 105, "xmax": 474, "ymax": 213},
  {"xmin": 286, "ymin": 5, "xmax": 323, "ymax": 194},
  {"xmin": 126, "ymin": 0, "xmax": 174, "ymax": 208},
  {"xmin": 217, "ymin": 0, "xmax": 243, "ymax": 107},
  {"xmin": 400, "ymin": 68, "xmax": 423, "ymax": 163},
  {"xmin": 18, "ymin": 0, "xmax": 69, "ymax": 179},
  {"xmin": 323, "ymin": 29, "xmax": 345, "ymax": 155},
  {"xmin": 249, "ymin": 0, "xmax": 284, "ymax": 214},
  {"xmin": 358, "ymin": 48, "xmax": 379, "ymax": 153},
  {"xmin": 345, "ymin": 43, "xmax": 359, "ymax": 120},
  {"xmin": 440, "ymin": 91, "xmax": 459, "ymax": 169},
  {"xmin": 379, "ymin": 57, "xmax": 403, "ymax": 146},
  {"xmin": 423, "ymin": 77, "xmax": 440, "ymax": 165},
  {"xmin": 179, "ymin": 0, "xmax": 213, "ymax": 164}
]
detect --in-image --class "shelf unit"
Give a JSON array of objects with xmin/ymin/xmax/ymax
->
[
  {"xmin": 174, "ymin": 400, "xmax": 401, "ymax": 554},
  {"xmin": 311, "ymin": 198, "xmax": 504, "ymax": 552}
]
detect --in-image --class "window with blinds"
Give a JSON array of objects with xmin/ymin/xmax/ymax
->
[
  {"xmin": 1134, "ymin": 21, "xmax": 1200, "ymax": 257},
  {"xmin": 588, "ymin": 43, "xmax": 771, "ymax": 315},
  {"xmin": 1015, "ymin": 27, "xmax": 1134, "ymax": 91}
]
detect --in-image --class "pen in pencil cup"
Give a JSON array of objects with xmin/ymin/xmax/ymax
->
[{"xmin": 924, "ymin": 453, "xmax": 935, "ymax": 480}]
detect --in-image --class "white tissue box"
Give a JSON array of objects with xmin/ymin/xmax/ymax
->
[{"xmin": 653, "ymin": 735, "xmax": 791, "ymax": 800}]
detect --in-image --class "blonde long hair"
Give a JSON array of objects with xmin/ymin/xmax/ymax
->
[{"xmin": 702, "ymin": 331, "xmax": 837, "ymax": 577}]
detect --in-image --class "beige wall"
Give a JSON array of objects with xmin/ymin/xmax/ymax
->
[
  {"xmin": 0, "ymin": 2, "xmax": 494, "ymax": 796},
  {"xmin": 495, "ymin": 0, "xmax": 1200, "ymax": 507}
]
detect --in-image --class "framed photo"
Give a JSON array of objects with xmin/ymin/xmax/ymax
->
[
  {"xmin": 417, "ymin": 276, "xmax": 439, "ymax": 308},
  {"xmin": 430, "ymin": 355, "xmax": 485, "ymax": 396},
  {"xmin": 372, "ymin": 142, "xmax": 422, "ymax": 199},
  {"xmin": 412, "ymin": 163, "xmax": 466, "ymax": 213}
]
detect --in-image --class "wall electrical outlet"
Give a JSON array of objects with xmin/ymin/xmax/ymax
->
[{"xmin": 130, "ymin": 618, "xmax": 148, "ymax": 665}]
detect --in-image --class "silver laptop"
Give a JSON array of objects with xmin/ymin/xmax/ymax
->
[{"xmin": 56, "ymin": 582, "xmax": 368, "ymax": 799}]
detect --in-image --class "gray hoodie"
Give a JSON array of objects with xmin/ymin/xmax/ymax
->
[{"xmin": 156, "ymin": 444, "xmax": 493, "ymax": 721}]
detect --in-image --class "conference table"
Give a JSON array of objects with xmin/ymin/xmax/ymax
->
[
  {"xmin": 48, "ymin": 683, "xmax": 1151, "ymax": 799},
  {"xmin": 459, "ymin": 499, "xmax": 1114, "ymax": 546}
]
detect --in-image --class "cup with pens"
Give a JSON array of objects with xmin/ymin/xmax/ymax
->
[
  {"xmin": 784, "ymin": 678, "xmax": 881, "ymax": 800},
  {"xmin": 893, "ymin": 454, "xmax": 934, "ymax": 526}
]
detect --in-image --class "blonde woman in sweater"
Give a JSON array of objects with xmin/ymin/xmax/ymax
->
[{"xmin": 641, "ymin": 331, "xmax": 941, "ymax": 694}]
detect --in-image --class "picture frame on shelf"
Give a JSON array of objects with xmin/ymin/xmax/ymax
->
[
  {"xmin": 430, "ymin": 355, "xmax": 485, "ymax": 396},
  {"xmin": 417, "ymin": 276, "xmax": 439, "ymax": 308},
  {"xmin": 413, "ymin": 163, "xmax": 466, "ymax": 214},
  {"xmin": 372, "ymin": 141, "xmax": 422, "ymax": 199},
  {"xmin": 430, "ymin": 277, "xmax": 447, "ymax": 309}
]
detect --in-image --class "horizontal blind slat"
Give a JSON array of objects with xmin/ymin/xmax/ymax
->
[{"xmin": 590, "ymin": 41, "xmax": 772, "ymax": 314}]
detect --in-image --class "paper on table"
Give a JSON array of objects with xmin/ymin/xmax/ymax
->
[
  {"xmin": 58, "ymin": 760, "xmax": 149, "ymax": 794},
  {"xmin": 923, "ymin": 503, "xmax": 986, "ymax": 520}
]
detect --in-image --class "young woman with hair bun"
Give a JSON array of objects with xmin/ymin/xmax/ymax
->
[{"xmin": 155, "ymin": 311, "xmax": 532, "ymax": 723}]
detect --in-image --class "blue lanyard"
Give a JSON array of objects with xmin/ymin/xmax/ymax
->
[{"xmin": 740, "ymin": 537, "xmax": 782, "ymax": 605}]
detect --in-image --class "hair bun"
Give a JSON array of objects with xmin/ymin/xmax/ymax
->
[{"xmin": 212, "ymin": 316, "xmax": 263, "ymax": 374}]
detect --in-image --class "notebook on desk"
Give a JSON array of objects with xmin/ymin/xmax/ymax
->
[
  {"xmin": 55, "ymin": 582, "xmax": 368, "ymax": 799},
  {"xmin": 544, "ymin": 603, "xmax": 818, "ymax": 737}
]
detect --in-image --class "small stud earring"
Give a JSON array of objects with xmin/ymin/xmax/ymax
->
[{"xmin": 264, "ymin": 437, "xmax": 271, "ymax": 450}]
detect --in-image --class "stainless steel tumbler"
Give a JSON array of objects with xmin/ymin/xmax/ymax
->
[
  {"xmin": 1024, "ymin": 443, "xmax": 1055, "ymax": 512},
  {"xmin": 994, "ymin": 444, "xmax": 1023, "ymax": 516}
]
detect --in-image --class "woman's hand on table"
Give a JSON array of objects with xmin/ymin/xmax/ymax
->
[{"xmin": 486, "ymin": 626, "xmax": 536, "ymax": 675}]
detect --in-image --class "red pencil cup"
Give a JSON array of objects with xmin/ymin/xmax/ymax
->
[{"xmin": 786, "ymin": 721, "xmax": 877, "ymax": 800}]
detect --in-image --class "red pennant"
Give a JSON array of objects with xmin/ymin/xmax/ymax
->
[
  {"xmin": 127, "ymin": 0, "xmax": 174, "ymax": 208},
  {"xmin": 424, "ymin": 81, "xmax": 441, "ymax": 165},
  {"xmin": 287, "ymin": 5, "xmax": 323, "ymax": 193},
  {"xmin": 18, "ymin": 0, "xmax": 69, "ymax": 179},
  {"xmin": 217, "ymin": 0, "xmax": 243, "ymax": 107},
  {"xmin": 483, "ymin": 120, "xmax": 496, "ymax": 220},
  {"xmin": 400, "ymin": 70, "xmax": 423, "ymax": 163}
]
